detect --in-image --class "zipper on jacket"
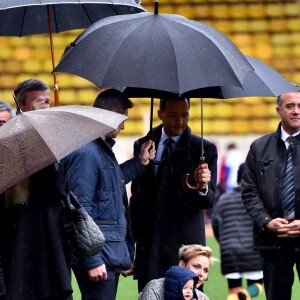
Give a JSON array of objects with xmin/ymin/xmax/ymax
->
[{"xmin": 95, "ymin": 220, "xmax": 118, "ymax": 225}]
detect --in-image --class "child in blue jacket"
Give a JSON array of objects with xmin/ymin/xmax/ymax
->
[{"xmin": 164, "ymin": 266, "xmax": 198, "ymax": 300}]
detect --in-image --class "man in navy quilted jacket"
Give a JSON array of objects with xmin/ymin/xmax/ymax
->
[{"xmin": 60, "ymin": 89, "xmax": 155, "ymax": 300}]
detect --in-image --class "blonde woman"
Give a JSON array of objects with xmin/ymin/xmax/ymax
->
[{"xmin": 139, "ymin": 244, "xmax": 216, "ymax": 300}]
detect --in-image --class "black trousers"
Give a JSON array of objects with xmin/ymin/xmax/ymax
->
[
  {"xmin": 72, "ymin": 267, "xmax": 120, "ymax": 300},
  {"xmin": 261, "ymin": 247, "xmax": 300, "ymax": 300}
]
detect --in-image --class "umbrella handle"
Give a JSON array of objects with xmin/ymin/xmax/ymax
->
[{"xmin": 185, "ymin": 157, "xmax": 206, "ymax": 190}]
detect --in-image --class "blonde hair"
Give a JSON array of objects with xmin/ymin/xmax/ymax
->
[{"xmin": 178, "ymin": 244, "xmax": 216, "ymax": 267}]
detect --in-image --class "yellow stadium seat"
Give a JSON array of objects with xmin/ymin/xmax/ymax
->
[
  {"xmin": 291, "ymin": 72, "xmax": 300, "ymax": 84},
  {"xmin": 253, "ymin": 33, "xmax": 270, "ymax": 44},
  {"xmin": 290, "ymin": 33, "xmax": 300, "ymax": 44},
  {"xmin": 174, "ymin": 5, "xmax": 196, "ymax": 19},
  {"xmin": 171, "ymin": 0, "xmax": 189, "ymax": 4},
  {"xmin": 0, "ymin": 47, "xmax": 13, "ymax": 60},
  {"xmin": 77, "ymin": 89, "xmax": 98, "ymax": 105},
  {"xmin": 194, "ymin": 5, "xmax": 210, "ymax": 19},
  {"xmin": 214, "ymin": 102, "xmax": 233, "ymax": 118},
  {"xmin": 268, "ymin": 103, "xmax": 278, "ymax": 117},
  {"xmin": 269, "ymin": 20, "xmax": 288, "ymax": 32},
  {"xmin": 9, "ymin": 36, "xmax": 28, "ymax": 47},
  {"xmin": 211, "ymin": 5, "xmax": 229, "ymax": 19},
  {"xmin": 4, "ymin": 61, "xmax": 22, "ymax": 74},
  {"xmin": 270, "ymin": 58, "xmax": 291, "ymax": 71},
  {"xmin": 229, "ymin": 4, "xmax": 248, "ymax": 19},
  {"xmin": 253, "ymin": 44, "xmax": 273, "ymax": 59},
  {"xmin": 232, "ymin": 103, "xmax": 251, "ymax": 117},
  {"xmin": 158, "ymin": 5, "xmax": 175, "ymax": 14},
  {"xmin": 213, "ymin": 21, "xmax": 232, "ymax": 33},
  {"xmin": 271, "ymin": 33, "xmax": 290, "ymax": 45},
  {"xmin": 14, "ymin": 47, "xmax": 33, "ymax": 61},
  {"xmin": 36, "ymin": 74, "xmax": 53, "ymax": 87},
  {"xmin": 291, "ymin": 45, "xmax": 300, "ymax": 57},
  {"xmin": 58, "ymin": 89, "xmax": 78, "ymax": 105},
  {"xmin": 56, "ymin": 74, "xmax": 75, "ymax": 89},
  {"xmin": 231, "ymin": 119, "xmax": 249, "ymax": 134},
  {"xmin": 240, "ymin": 97, "xmax": 263, "ymax": 105},
  {"xmin": 212, "ymin": 119, "xmax": 232, "ymax": 134},
  {"xmin": 284, "ymin": 4, "xmax": 300, "ymax": 17},
  {"xmin": 231, "ymin": 20, "xmax": 249, "ymax": 32},
  {"xmin": 250, "ymin": 20, "xmax": 268, "ymax": 32},
  {"xmin": 266, "ymin": 4, "xmax": 284, "ymax": 17},
  {"xmin": 71, "ymin": 76, "xmax": 95, "ymax": 89},
  {"xmin": 248, "ymin": 4, "xmax": 266, "ymax": 18},
  {"xmin": 0, "ymin": 74, "xmax": 17, "ymax": 89},
  {"xmin": 231, "ymin": 33, "xmax": 252, "ymax": 46},
  {"xmin": 273, "ymin": 46, "xmax": 291, "ymax": 58},
  {"xmin": 202, "ymin": 103, "xmax": 215, "ymax": 118},
  {"xmin": 0, "ymin": 90, "xmax": 15, "ymax": 104},
  {"xmin": 287, "ymin": 19, "xmax": 300, "ymax": 31},
  {"xmin": 268, "ymin": 118, "xmax": 280, "ymax": 132},
  {"xmin": 27, "ymin": 35, "xmax": 50, "ymax": 48},
  {"xmin": 22, "ymin": 60, "xmax": 43, "ymax": 73},
  {"xmin": 33, "ymin": 47, "xmax": 52, "ymax": 61},
  {"xmin": 251, "ymin": 119, "xmax": 268, "ymax": 134},
  {"xmin": 291, "ymin": 58, "xmax": 300, "ymax": 69},
  {"xmin": 250, "ymin": 103, "xmax": 269, "ymax": 118}
]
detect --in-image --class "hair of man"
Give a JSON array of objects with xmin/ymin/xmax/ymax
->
[
  {"xmin": 93, "ymin": 89, "xmax": 133, "ymax": 114},
  {"xmin": 14, "ymin": 79, "xmax": 50, "ymax": 106},
  {"xmin": 159, "ymin": 97, "xmax": 190, "ymax": 112}
]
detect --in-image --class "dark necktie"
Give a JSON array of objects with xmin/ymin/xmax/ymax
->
[
  {"xmin": 156, "ymin": 138, "xmax": 174, "ymax": 184},
  {"xmin": 281, "ymin": 136, "xmax": 295, "ymax": 220}
]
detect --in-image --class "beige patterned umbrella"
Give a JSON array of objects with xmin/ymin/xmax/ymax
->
[{"xmin": 0, "ymin": 105, "xmax": 126, "ymax": 193}]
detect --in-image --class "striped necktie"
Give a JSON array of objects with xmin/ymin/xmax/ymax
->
[{"xmin": 281, "ymin": 136, "xmax": 295, "ymax": 220}]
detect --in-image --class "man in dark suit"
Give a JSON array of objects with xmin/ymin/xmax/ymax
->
[{"xmin": 130, "ymin": 97, "xmax": 217, "ymax": 292}]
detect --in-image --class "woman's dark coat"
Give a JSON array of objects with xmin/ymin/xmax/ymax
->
[
  {"xmin": 130, "ymin": 125, "xmax": 217, "ymax": 280},
  {"xmin": 0, "ymin": 165, "xmax": 72, "ymax": 300},
  {"xmin": 212, "ymin": 187, "xmax": 262, "ymax": 275}
]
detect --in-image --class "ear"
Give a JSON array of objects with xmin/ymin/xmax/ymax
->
[
  {"xmin": 158, "ymin": 109, "xmax": 162, "ymax": 120},
  {"xmin": 276, "ymin": 106, "xmax": 281, "ymax": 116},
  {"xmin": 178, "ymin": 260, "xmax": 185, "ymax": 267}
]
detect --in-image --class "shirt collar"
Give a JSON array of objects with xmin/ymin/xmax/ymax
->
[
  {"xmin": 160, "ymin": 128, "xmax": 181, "ymax": 145},
  {"xmin": 281, "ymin": 127, "xmax": 300, "ymax": 142},
  {"xmin": 281, "ymin": 127, "xmax": 300, "ymax": 148}
]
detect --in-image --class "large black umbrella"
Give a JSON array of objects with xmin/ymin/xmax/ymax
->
[
  {"xmin": 54, "ymin": 12, "xmax": 253, "ymax": 95},
  {"xmin": 0, "ymin": 0, "xmax": 144, "ymax": 105}
]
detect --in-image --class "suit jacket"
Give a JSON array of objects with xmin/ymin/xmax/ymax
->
[{"xmin": 130, "ymin": 125, "xmax": 217, "ymax": 280}]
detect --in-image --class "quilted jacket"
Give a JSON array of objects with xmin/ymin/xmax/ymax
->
[{"xmin": 61, "ymin": 137, "xmax": 145, "ymax": 270}]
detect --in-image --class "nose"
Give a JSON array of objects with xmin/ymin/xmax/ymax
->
[{"xmin": 119, "ymin": 121, "xmax": 125, "ymax": 131}]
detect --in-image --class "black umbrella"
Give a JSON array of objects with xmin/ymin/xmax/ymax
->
[
  {"xmin": 53, "ymin": 6, "xmax": 254, "ymax": 167},
  {"xmin": 0, "ymin": 0, "xmax": 144, "ymax": 105},
  {"xmin": 54, "ymin": 12, "xmax": 253, "ymax": 95}
]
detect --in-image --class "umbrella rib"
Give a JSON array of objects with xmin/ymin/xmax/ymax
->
[
  {"xmin": 81, "ymin": 4, "xmax": 93, "ymax": 24},
  {"xmin": 19, "ymin": 7, "xmax": 27, "ymax": 36},
  {"xmin": 51, "ymin": 5, "xmax": 59, "ymax": 32}
]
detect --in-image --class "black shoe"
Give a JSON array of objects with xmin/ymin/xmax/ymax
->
[{"xmin": 238, "ymin": 292, "xmax": 247, "ymax": 300}]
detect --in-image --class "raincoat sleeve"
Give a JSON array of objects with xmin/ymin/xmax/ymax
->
[{"xmin": 120, "ymin": 156, "xmax": 145, "ymax": 184}]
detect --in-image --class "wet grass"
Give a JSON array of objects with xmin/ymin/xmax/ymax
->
[{"xmin": 72, "ymin": 236, "xmax": 300, "ymax": 299}]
